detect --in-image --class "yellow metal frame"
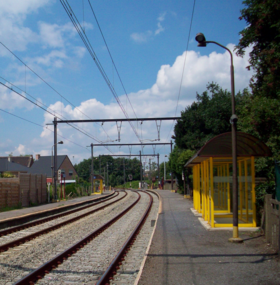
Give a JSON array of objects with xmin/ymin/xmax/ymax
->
[
  {"xmin": 92, "ymin": 178, "xmax": 103, "ymax": 195},
  {"xmin": 191, "ymin": 156, "xmax": 257, "ymax": 228}
]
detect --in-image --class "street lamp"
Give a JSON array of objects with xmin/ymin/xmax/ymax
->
[
  {"xmin": 51, "ymin": 141, "xmax": 63, "ymax": 201},
  {"xmin": 195, "ymin": 33, "xmax": 241, "ymax": 242}
]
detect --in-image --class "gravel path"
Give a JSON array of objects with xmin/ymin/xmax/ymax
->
[{"xmin": 0, "ymin": 190, "xmax": 135, "ymax": 284}]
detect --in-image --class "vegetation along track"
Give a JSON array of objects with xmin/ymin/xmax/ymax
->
[
  {"xmin": 10, "ymin": 190, "xmax": 158, "ymax": 284},
  {"xmin": 0, "ymin": 191, "xmax": 125, "ymax": 253}
]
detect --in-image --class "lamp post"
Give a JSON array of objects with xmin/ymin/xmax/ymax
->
[
  {"xmin": 195, "ymin": 33, "xmax": 242, "ymax": 242},
  {"xmin": 164, "ymin": 155, "xmax": 167, "ymax": 181},
  {"xmin": 51, "ymin": 140, "xmax": 63, "ymax": 201}
]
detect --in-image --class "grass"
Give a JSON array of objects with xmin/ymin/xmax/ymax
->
[{"xmin": 0, "ymin": 204, "xmax": 22, "ymax": 212}]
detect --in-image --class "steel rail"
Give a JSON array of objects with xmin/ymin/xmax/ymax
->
[
  {"xmin": 0, "ymin": 191, "xmax": 116, "ymax": 237},
  {"xmin": 14, "ymin": 190, "xmax": 140, "ymax": 285},
  {"xmin": 0, "ymin": 191, "xmax": 126, "ymax": 253},
  {"xmin": 96, "ymin": 190, "xmax": 153, "ymax": 284}
]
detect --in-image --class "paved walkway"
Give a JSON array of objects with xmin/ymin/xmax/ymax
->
[
  {"xmin": 0, "ymin": 193, "xmax": 106, "ymax": 222},
  {"xmin": 139, "ymin": 190, "xmax": 280, "ymax": 285}
]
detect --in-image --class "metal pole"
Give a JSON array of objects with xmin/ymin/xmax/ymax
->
[
  {"xmin": 104, "ymin": 167, "xmax": 106, "ymax": 190},
  {"xmin": 99, "ymin": 155, "xmax": 101, "ymax": 175},
  {"xmin": 171, "ymin": 140, "xmax": 173, "ymax": 190},
  {"xmin": 53, "ymin": 117, "xmax": 57, "ymax": 201},
  {"xmin": 51, "ymin": 147, "xmax": 54, "ymax": 202},
  {"xmin": 157, "ymin": 154, "xmax": 160, "ymax": 189},
  {"xmin": 107, "ymin": 162, "xmax": 109, "ymax": 191},
  {"xmin": 140, "ymin": 151, "xmax": 142, "ymax": 189},
  {"xmin": 123, "ymin": 158, "xmax": 126, "ymax": 187},
  {"xmin": 91, "ymin": 144, "xmax": 93, "ymax": 194},
  {"xmin": 204, "ymin": 40, "xmax": 241, "ymax": 242},
  {"xmin": 183, "ymin": 169, "xmax": 186, "ymax": 196}
]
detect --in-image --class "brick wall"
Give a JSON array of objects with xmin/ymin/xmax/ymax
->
[{"xmin": 59, "ymin": 156, "xmax": 78, "ymax": 180}]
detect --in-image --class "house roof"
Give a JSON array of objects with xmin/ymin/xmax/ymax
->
[
  {"xmin": 0, "ymin": 158, "xmax": 30, "ymax": 172},
  {"xmin": 0, "ymin": 156, "xmax": 33, "ymax": 167},
  {"xmin": 185, "ymin": 132, "xmax": 272, "ymax": 168},
  {"xmin": 29, "ymin": 155, "xmax": 67, "ymax": 176}
]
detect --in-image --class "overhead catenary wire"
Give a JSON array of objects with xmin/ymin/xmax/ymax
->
[
  {"xmin": 87, "ymin": 0, "xmax": 138, "ymax": 120},
  {"xmin": 0, "ymin": 76, "xmax": 105, "ymax": 144},
  {"xmin": 0, "ymin": 108, "xmax": 89, "ymax": 150},
  {"xmin": 60, "ymin": 0, "xmax": 141, "ymax": 142},
  {"xmin": 0, "ymin": 82, "xmax": 114, "ymax": 152},
  {"xmin": 162, "ymin": 0, "xmax": 196, "ymax": 147},
  {"xmin": 0, "ymin": 41, "xmax": 114, "ymax": 143}
]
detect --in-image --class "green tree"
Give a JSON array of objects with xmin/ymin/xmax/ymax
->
[
  {"xmin": 236, "ymin": 0, "xmax": 280, "ymax": 100},
  {"xmin": 174, "ymin": 82, "xmax": 245, "ymax": 151},
  {"xmin": 169, "ymin": 146, "xmax": 195, "ymax": 192},
  {"xmin": 235, "ymin": 0, "xmax": 280, "ymax": 178}
]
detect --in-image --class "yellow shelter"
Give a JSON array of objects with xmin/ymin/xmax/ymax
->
[
  {"xmin": 92, "ymin": 174, "xmax": 104, "ymax": 195},
  {"xmin": 185, "ymin": 132, "xmax": 271, "ymax": 228}
]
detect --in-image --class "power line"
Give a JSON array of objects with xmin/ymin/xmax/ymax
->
[
  {"xmin": 163, "ymin": 0, "xmax": 196, "ymax": 146},
  {"xmin": 87, "ymin": 0, "xmax": 138, "ymax": 119},
  {"xmin": 0, "ymin": 108, "xmax": 89, "ymax": 150},
  {"xmin": 0, "ymin": 82, "xmax": 113, "ymax": 151},
  {"xmin": 0, "ymin": 41, "xmax": 114, "ymax": 143},
  {"xmin": 60, "ymin": 0, "xmax": 141, "ymax": 142},
  {"xmin": 0, "ymin": 76, "xmax": 108, "ymax": 144}
]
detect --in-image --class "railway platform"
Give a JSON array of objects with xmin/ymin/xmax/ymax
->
[
  {"xmin": 138, "ymin": 190, "xmax": 280, "ymax": 285},
  {"xmin": 0, "ymin": 191, "xmax": 108, "ymax": 229}
]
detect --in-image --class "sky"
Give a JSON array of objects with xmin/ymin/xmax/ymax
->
[{"xmin": 0, "ymin": 0, "xmax": 253, "ymax": 166}]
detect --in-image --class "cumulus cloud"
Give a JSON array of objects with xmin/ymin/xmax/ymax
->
[{"xmin": 36, "ymin": 44, "xmax": 253, "ymax": 161}]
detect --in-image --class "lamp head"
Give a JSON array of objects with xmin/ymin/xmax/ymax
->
[
  {"xmin": 58, "ymin": 141, "xmax": 63, "ymax": 144},
  {"xmin": 195, "ymin": 33, "xmax": 206, "ymax": 47}
]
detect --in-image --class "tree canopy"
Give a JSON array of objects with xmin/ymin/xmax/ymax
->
[
  {"xmin": 235, "ymin": 0, "xmax": 280, "ymax": 99},
  {"xmin": 174, "ymin": 82, "xmax": 245, "ymax": 151}
]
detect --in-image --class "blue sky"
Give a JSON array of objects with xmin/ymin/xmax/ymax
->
[{"xmin": 0, "ymin": 0, "xmax": 252, "ymax": 165}]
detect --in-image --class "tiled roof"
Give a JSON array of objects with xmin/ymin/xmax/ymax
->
[
  {"xmin": 0, "ymin": 158, "xmax": 30, "ymax": 172},
  {"xmin": 29, "ymin": 155, "xmax": 67, "ymax": 177}
]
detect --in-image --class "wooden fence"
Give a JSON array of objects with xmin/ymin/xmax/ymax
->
[
  {"xmin": 265, "ymin": 194, "xmax": 280, "ymax": 252},
  {"xmin": 0, "ymin": 173, "xmax": 47, "ymax": 208}
]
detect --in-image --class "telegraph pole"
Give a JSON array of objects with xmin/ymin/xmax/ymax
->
[
  {"xmin": 53, "ymin": 117, "xmax": 57, "ymax": 201},
  {"xmin": 171, "ymin": 140, "xmax": 174, "ymax": 190},
  {"xmin": 140, "ymin": 151, "xmax": 142, "ymax": 189},
  {"xmin": 90, "ymin": 143, "xmax": 93, "ymax": 194}
]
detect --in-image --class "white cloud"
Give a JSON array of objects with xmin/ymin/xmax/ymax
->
[
  {"xmin": 35, "ymin": 44, "xmax": 253, "ymax": 163},
  {"xmin": 131, "ymin": 12, "xmax": 166, "ymax": 43},
  {"xmin": 130, "ymin": 31, "xmax": 153, "ymax": 43},
  {"xmin": 0, "ymin": 83, "xmax": 34, "ymax": 110},
  {"xmin": 155, "ymin": 22, "xmax": 164, "ymax": 35},
  {"xmin": 31, "ymin": 50, "xmax": 68, "ymax": 67},
  {"xmin": 0, "ymin": 0, "xmax": 51, "ymax": 17},
  {"xmin": 1, "ymin": 43, "xmax": 253, "ymax": 162}
]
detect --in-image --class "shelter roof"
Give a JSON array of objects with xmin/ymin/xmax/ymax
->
[
  {"xmin": 93, "ymin": 174, "xmax": 104, "ymax": 180},
  {"xmin": 185, "ymin": 132, "xmax": 272, "ymax": 168}
]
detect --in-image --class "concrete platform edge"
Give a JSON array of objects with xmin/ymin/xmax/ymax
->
[{"xmin": 134, "ymin": 190, "xmax": 161, "ymax": 285}]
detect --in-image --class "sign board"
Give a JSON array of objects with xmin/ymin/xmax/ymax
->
[
  {"xmin": 128, "ymin": 174, "xmax": 133, "ymax": 181},
  {"xmin": 62, "ymin": 173, "xmax": 66, "ymax": 178},
  {"xmin": 58, "ymin": 169, "xmax": 61, "ymax": 181}
]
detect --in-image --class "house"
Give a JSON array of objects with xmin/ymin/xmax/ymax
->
[
  {"xmin": 0, "ymin": 154, "xmax": 78, "ymax": 183},
  {"xmin": 29, "ymin": 154, "xmax": 78, "ymax": 183},
  {"xmin": 0, "ymin": 156, "xmax": 31, "ymax": 177}
]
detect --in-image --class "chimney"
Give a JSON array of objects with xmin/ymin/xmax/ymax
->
[{"xmin": 36, "ymin": 154, "xmax": 41, "ymax": 160}]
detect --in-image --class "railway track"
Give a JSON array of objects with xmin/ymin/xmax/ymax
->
[
  {"xmin": 4, "ymin": 190, "xmax": 159, "ymax": 285},
  {"xmin": 0, "ymin": 191, "xmax": 125, "ymax": 253}
]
